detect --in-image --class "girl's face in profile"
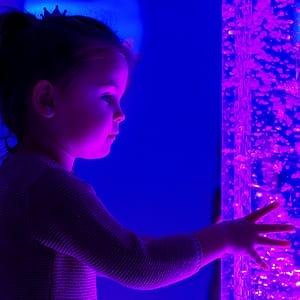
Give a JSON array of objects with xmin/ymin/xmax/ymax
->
[{"xmin": 56, "ymin": 46, "xmax": 128, "ymax": 159}]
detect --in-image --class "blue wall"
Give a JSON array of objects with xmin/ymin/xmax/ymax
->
[{"xmin": 1, "ymin": 0, "xmax": 222, "ymax": 299}]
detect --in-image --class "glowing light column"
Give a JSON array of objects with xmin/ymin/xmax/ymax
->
[{"xmin": 221, "ymin": 0, "xmax": 300, "ymax": 299}]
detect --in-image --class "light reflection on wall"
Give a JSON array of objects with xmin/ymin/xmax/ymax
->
[{"xmin": 222, "ymin": 0, "xmax": 300, "ymax": 299}]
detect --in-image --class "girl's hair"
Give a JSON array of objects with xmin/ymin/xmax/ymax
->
[{"xmin": 0, "ymin": 9, "xmax": 134, "ymax": 157}]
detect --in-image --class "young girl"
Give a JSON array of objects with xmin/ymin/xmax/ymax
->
[{"xmin": 0, "ymin": 8, "xmax": 295, "ymax": 299}]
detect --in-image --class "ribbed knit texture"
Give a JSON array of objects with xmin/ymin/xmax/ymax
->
[{"xmin": 0, "ymin": 152, "xmax": 203, "ymax": 299}]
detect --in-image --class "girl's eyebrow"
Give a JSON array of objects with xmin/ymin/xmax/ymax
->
[{"xmin": 96, "ymin": 81, "xmax": 117, "ymax": 88}]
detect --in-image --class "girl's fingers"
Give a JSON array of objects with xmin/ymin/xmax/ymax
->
[
  {"xmin": 249, "ymin": 248, "xmax": 269, "ymax": 270},
  {"xmin": 256, "ymin": 236, "xmax": 292, "ymax": 247},
  {"xmin": 256, "ymin": 224, "xmax": 296, "ymax": 233},
  {"xmin": 245, "ymin": 202, "xmax": 280, "ymax": 222}
]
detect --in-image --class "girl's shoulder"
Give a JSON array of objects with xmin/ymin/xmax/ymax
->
[{"xmin": 28, "ymin": 166, "xmax": 96, "ymax": 200}]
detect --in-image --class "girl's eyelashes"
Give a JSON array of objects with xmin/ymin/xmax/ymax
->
[
  {"xmin": 99, "ymin": 94, "xmax": 122, "ymax": 109},
  {"xmin": 101, "ymin": 94, "xmax": 114, "ymax": 104}
]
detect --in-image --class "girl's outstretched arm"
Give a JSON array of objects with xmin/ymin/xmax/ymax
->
[{"xmin": 28, "ymin": 168, "xmax": 203, "ymax": 290}]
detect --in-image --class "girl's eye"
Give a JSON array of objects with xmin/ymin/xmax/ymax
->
[{"xmin": 101, "ymin": 95, "xmax": 114, "ymax": 104}]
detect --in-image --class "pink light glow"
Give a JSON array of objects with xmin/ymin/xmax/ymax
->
[{"xmin": 222, "ymin": 0, "xmax": 300, "ymax": 299}]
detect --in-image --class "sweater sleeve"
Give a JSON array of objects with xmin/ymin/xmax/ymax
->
[{"xmin": 27, "ymin": 168, "xmax": 203, "ymax": 290}]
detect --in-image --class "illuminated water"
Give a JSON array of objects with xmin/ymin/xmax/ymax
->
[{"xmin": 222, "ymin": 0, "xmax": 300, "ymax": 299}]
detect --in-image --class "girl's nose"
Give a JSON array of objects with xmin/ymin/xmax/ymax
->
[{"xmin": 114, "ymin": 109, "xmax": 126, "ymax": 123}]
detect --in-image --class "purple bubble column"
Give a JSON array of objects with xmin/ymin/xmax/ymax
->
[{"xmin": 222, "ymin": 0, "xmax": 300, "ymax": 299}]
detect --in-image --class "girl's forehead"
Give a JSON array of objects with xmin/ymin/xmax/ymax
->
[
  {"xmin": 80, "ymin": 55, "xmax": 128, "ymax": 80},
  {"xmin": 62, "ymin": 45, "xmax": 128, "ymax": 88},
  {"xmin": 69, "ymin": 51, "xmax": 128, "ymax": 88},
  {"xmin": 76, "ymin": 47, "xmax": 127, "ymax": 71}
]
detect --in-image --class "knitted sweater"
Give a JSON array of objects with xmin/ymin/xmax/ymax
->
[{"xmin": 0, "ymin": 152, "xmax": 203, "ymax": 299}]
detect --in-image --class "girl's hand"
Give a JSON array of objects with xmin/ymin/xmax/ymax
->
[{"xmin": 221, "ymin": 201, "xmax": 295, "ymax": 270}]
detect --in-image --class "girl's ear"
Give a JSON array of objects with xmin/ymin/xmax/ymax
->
[{"xmin": 31, "ymin": 80, "xmax": 55, "ymax": 118}]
